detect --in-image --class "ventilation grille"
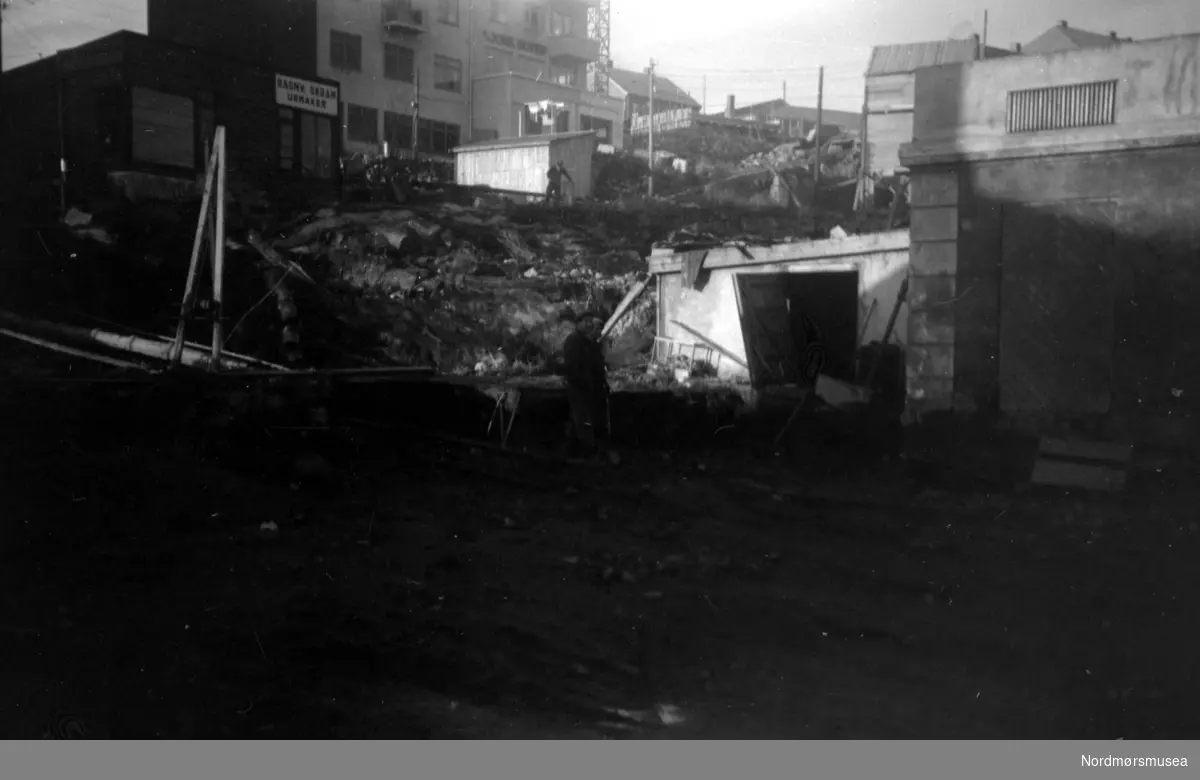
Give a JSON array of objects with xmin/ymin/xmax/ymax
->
[{"xmin": 1006, "ymin": 80, "xmax": 1118, "ymax": 134}]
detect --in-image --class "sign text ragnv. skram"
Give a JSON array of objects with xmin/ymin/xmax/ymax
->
[{"xmin": 274, "ymin": 74, "xmax": 340, "ymax": 117}]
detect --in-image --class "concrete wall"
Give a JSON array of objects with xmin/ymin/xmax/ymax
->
[
  {"xmin": 318, "ymin": 0, "xmax": 471, "ymax": 154},
  {"xmin": 652, "ymin": 232, "xmax": 911, "ymax": 382},
  {"xmin": 908, "ymin": 33, "xmax": 1200, "ymax": 162},
  {"xmin": 901, "ymin": 34, "xmax": 1200, "ymax": 445},
  {"xmin": 866, "ymin": 72, "xmax": 915, "ymax": 174},
  {"xmin": 948, "ymin": 146, "xmax": 1200, "ymax": 444}
]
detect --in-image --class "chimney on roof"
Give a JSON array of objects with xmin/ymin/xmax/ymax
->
[
  {"xmin": 1014, "ymin": 43, "xmax": 1023, "ymax": 53},
  {"xmin": 1110, "ymin": 31, "xmax": 1118, "ymax": 39},
  {"xmin": 725, "ymin": 95, "xmax": 735, "ymax": 118},
  {"xmin": 1059, "ymin": 20, "xmax": 1068, "ymax": 28}
]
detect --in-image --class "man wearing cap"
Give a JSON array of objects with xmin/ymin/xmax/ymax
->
[{"xmin": 561, "ymin": 310, "xmax": 609, "ymax": 458}]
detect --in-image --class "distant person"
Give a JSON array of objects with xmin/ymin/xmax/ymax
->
[
  {"xmin": 561, "ymin": 311, "xmax": 609, "ymax": 459},
  {"xmin": 545, "ymin": 161, "xmax": 573, "ymax": 206}
]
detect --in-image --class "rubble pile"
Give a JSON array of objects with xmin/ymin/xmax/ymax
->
[
  {"xmin": 737, "ymin": 135, "xmax": 860, "ymax": 179},
  {"xmin": 249, "ymin": 200, "xmax": 663, "ymax": 375}
]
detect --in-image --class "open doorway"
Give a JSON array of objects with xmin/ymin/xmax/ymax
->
[{"xmin": 736, "ymin": 270, "xmax": 860, "ymax": 386}]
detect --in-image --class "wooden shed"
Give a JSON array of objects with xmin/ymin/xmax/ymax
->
[
  {"xmin": 452, "ymin": 130, "xmax": 599, "ymax": 202},
  {"xmin": 648, "ymin": 231, "xmax": 911, "ymax": 388}
]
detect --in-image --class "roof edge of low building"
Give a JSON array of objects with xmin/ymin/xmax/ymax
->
[{"xmin": 452, "ymin": 129, "xmax": 600, "ymax": 153}]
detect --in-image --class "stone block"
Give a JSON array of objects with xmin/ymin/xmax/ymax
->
[
  {"xmin": 910, "ymin": 171, "xmax": 958, "ymax": 208},
  {"xmin": 910, "ymin": 206, "xmax": 958, "ymax": 242}
]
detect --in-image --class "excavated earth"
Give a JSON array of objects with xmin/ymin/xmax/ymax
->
[{"xmin": 2, "ymin": 354, "xmax": 1199, "ymax": 739}]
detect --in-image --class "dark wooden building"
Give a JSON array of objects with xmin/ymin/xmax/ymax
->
[{"xmin": 0, "ymin": 30, "xmax": 341, "ymax": 215}]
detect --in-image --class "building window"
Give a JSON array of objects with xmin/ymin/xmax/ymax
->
[
  {"xmin": 330, "ymin": 30, "xmax": 363, "ymax": 72},
  {"xmin": 551, "ymin": 65, "xmax": 577, "ymax": 86},
  {"xmin": 384, "ymin": 111, "xmax": 414, "ymax": 152},
  {"xmin": 131, "ymin": 86, "xmax": 195, "ymax": 169},
  {"xmin": 384, "ymin": 42, "xmax": 416, "ymax": 82},
  {"xmin": 549, "ymin": 11, "xmax": 573, "ymax": 36},
  {"xmin": 524, "ymin": 4, "xmax": 541, "ymax": 32},
  {"xmin": 437, "ymin": 0, "xmax": 459, "ymax": 25},
  {"xmin": 490, "ymin": 0, "xmax": 507, "ymax": 23},
  {"xmin": 345, "ymin": 103, "xmax": 379, "ymax": 143},
  {"xmin": 1006, "ymin": 80, "xmax": 1118, "ymax": 133},
  {"xmin": 434, "ymin": 55, "xmax": 463, "ymax": 93},
  {"xmin": 301, "ymin": 113, "xmax": 335, "ymax": 178},
  {"xmin": 384, "ymin": 112, "xmax": 461, "ymax": 154},
  {"xmin": 281, "ymin": 108, "xmax": 334, "ymax": 178}
]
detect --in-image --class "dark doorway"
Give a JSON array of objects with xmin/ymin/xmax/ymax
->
[{"xmin": 736, "ymin": 270, "xmax": 860, "ymax": 386}]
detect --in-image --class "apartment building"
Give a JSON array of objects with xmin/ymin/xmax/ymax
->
[
  {"xmin": 149, "ymin": 0, "xmax": 625, "ymax": 158},
  {"xmin": 323, "ymin": 0, "xmax": 624, "ymax": 154}
]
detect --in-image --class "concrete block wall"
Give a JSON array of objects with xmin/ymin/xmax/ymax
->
[{"xmin": 906, "ymin": 169, "xmax": 960, "ymax": 413}]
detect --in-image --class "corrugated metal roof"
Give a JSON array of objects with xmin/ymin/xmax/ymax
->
[
  {"xmin": 452, "ymin": 129, "xmax": 598, "ymax": 154},
  {"xmin": 867, "ymin": 38, "xmax": 981, "ymax": 76}
]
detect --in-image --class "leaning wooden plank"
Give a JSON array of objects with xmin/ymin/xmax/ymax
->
[
  {"xmin": 1038, "ymin": 437, "xmax": 1133, "ymax": 464},
  {"xmin": 170, "ymin": 139, "xmax": 222, "ymax": 365},
  {"xmin": 601, "ymin": 277, "xmax": 649, "ymax": 340},
  {"xmin": 0, "ymin": 328, "xmax": 157, "ymax": 372},
  {"xmin": 1030, "ymin": 458, "xmax": 1127, "ymax": 492},
  {"xmin": 669, "ymin": 320, "xmax": 750, "ymax": 370}
]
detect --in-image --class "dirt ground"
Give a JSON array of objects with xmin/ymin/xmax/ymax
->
[{"xmin": 2, "ymin": 371, "xmax": 1199, "ymax": 739}]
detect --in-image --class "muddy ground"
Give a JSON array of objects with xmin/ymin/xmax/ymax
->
[{"xmin": 2, "ymin": 364, "xmax": 1199, "ymax": 739}]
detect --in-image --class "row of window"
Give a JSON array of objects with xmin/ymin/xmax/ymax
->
[
  {"xmin": 331, "ymin": 31, "xmax": 463, "ymax": 93},
  {"xmin": 345, "ymin": 103, "xmax": 462, "ymax": 155},
  {"xmin": 486, "ymin": 1, "xmax": 574, "ymax": 35}
]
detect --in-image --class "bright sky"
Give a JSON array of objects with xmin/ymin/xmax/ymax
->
[
  {"xmin": 612, "ymin": 0, "xmax": 1200, "ymax": 112},
  {"xmin": 1, "ymin": 0, "xmax": 146, "ymax": 71},
  {"xmin": 5, "ymin": 0, "xmax": 1200, "ymax": 113}
]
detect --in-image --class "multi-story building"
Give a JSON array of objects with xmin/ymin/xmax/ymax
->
[{"xmin": 150, "ymin": 0, "xmax": 624, "ymax": 156}]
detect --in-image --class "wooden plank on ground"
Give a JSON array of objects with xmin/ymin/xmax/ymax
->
[
  {"xmin": 1030, "ymin": 459, "xmax": 1127, "ymax": 492},
  {"xmin": 1038, "ymin": 437, "xmax": 1133, "ymax": 464}
]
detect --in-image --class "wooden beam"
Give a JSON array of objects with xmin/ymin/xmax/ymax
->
[
  {"xmin": 601, "ymin": 277, "xmax": 650, "ymax": 339},
  {"xmin": 669, "ymin": 319, "xmax": 750, "ymax": 369},
  {"xmin": 648, "ymin": 230, "xmax": 911, "ymax": 275}
]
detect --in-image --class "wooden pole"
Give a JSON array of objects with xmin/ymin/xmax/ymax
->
[
  {"xmin": 701, "ymin": 75, "xmax": 706, "ymax": 115},
  {"xmin": 813, "ymin": 66, "xmax": 824, "ymax": 190},
  {"xmin": 211, "ymin": 126, "xmax": 227, "ymax": 370},
  {"xmin": 411, "ymin": 68, "xmax": 420, "ymax": 162},
  {"xmin": 855, "ymin": 81, "xmax": 870, "ymax": 213},
  {"xmin": 647, "ymin": 58, "xmax": 655, "ymax": 197},
  {"xmin": 982, "ymin": 10, "xmax": 989, "ymax": 56},
  {"xmin": 170, "ymin": 141, "xmax": 221, "ymax": 366}
]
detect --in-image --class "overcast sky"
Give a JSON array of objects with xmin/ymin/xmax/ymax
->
[
  {"xmin": 4, "ymin": 0, "xmax": 1200, "ymax": 113},
  {"xmin": 612, "ymin": 0, "xmax": 1200, "ymax": 112}
]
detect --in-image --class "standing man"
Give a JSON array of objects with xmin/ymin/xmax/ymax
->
[
  {"xmin": 561, "ymin": 311, "xmax": 610, "ymax": 459},
  {"xmin": 545, "ymin": 160, "xmax": 573, "ymax": 206}
]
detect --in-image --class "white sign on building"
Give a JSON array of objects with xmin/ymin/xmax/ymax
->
[{"xmin": 274, "ymin": 74, "xmax": 339, "ymax": 117}]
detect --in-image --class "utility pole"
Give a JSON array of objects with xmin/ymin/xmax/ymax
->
[
  {"xmin": 646, "ymin": 58, "xmax": 655, "ymax": 197},
  {"xmin": 982, "ymin": 10, "xmax": 989, "ymax": 58},
  {"xmin": 411, "ymin": 68, "xmax": 420, "ymax": 162},
  {"xmin": 702, "ymin": 75, "xmax": 706, "ymax": 115},
  {"xmin": 813, "ymin": 66, "xmax": 824, "ymax": 190},
  {"xmin": 783, "ymin": 80, "xmax": 787, "ymax": 102},
  {"xmin": 466, "ymin": 1, "xmax": 474, "ymax": 140}
]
